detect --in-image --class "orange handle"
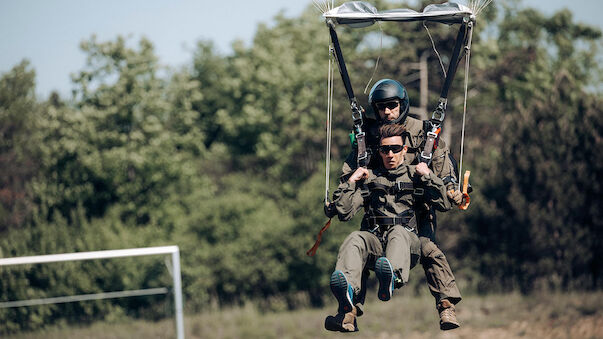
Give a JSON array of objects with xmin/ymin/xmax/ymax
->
[{"xmin": 459, "ymin": 170, "xmax": 471, "ymax": 210}]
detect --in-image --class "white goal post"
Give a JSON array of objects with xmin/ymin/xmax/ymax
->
[{"xmin": 0, "ymin": 246, "xmax": 185, "ymax": 339}]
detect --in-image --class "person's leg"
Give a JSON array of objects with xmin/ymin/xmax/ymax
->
[
  {"xmin": 375, "ymin": 226, "xmax": 420, "ymax": 301},
  {"xmin": 327, "ymin": 231, "xmax": 381, "ymax": 332},
  {"xmin": 420, "ymin": 237, "xmax": 461, "ymax": 330},
  {"xmin": 334, "ymin": 231, "xmax": 382, "ymax": 299},
  {"xmin": 385, "ymin": 226, "xmax": 420, "ymax": 283},
  {"xmin": 420, "ymin": 237, "xmax": 461, "ymax": 304}
]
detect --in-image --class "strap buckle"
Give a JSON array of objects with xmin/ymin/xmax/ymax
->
[
  {"xmin": 356, "ymin": 131, "xmax": 368, "ymax": 163},
  {"xmin": 431, "ymin": 98, "xmax": 447, "ymax": 124},
  {"xmin": 420, "ymin": 129, "xmax": 440, "ymax": 163},
  {"xmin": 419, "ymin": 151, "xmax": 432, "ymax": 162},
  {"xmin": 369, "ymin": 224, "xmax": 380, "ymax": 234},
  {"xmin": 426, "ymin": 131, "xmax": 438, "ymax": 139},
  {"xmin": 351, "ymin": 102, "xmax": 363, "ymax": 125},
  {"xmin": 396, "ymin": 181, "xmax": 404, "ymax": 192},
  {"xmin": 395, "ymin": 181, "xmax": 413, "ymax": 193}
]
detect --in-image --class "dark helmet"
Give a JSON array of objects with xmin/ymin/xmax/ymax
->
[{"xmin": 368, "ymin": 79, "xmax": 409, "ymax": 124}]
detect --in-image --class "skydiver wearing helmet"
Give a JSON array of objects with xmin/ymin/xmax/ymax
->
[
  {"xmin": 330, "ymin": 79, "xmax": 463, "ymax": 331},
  {"xmin": 369, "ymin": 78, "xmax": 410, "ymax": 124},
  {"xmin": 325, "ymin": 124, "xmax": 450, "ymax": 332}
]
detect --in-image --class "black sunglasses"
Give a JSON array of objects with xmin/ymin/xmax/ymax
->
[
  {"xmin": 378, "ymin": 144, "xmax": 405, "ymax": 154},
  {"xmin": 375, "ymin": 101, "xmax": 399, "ymax": 110}
]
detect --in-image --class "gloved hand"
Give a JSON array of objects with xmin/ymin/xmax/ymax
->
[{"xmin": 447, "ymin": 190, "xmax": 463, "ymax": 205}]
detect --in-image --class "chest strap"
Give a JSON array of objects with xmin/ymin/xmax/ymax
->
[
  {"xmin": 367, "ymin": 181, "xmax": 413, "ymax": 194},
  {"xmin": 363, "ymin": 209, "xmax": 415, "ymax": 231},
  {"xmin": 366, "ymin": 181, "xmax": 423, "ymax": 197}
]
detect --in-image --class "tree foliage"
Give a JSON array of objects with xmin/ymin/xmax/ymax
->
[
  {"xmin": 454, "ymin": 6, "xmax": 603, "ymax": 292},
  {"xmin": 0, "ymin": 1, "xmax": 601, "ymax": 333},
  {"xmin": 0, "ymin": 61, "xmax": 39, "ymax": 232}
]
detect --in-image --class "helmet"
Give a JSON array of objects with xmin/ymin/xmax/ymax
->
[{"xmin": 368, "ymin": 79, "xmax": 409, "ymax": 124}]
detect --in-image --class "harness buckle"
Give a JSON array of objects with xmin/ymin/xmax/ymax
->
[
  {"xmin": 351, "ymin": 104, "xmax": 363, "ymax": 125},
  {"xmin": 431, "ymin": 98, "xmax": 447, "ymax": 124},
  {"xmin": 413, "ymin": 187, "xmax": 424, "ymax": 196},
  {"xmin": 396, "ymin": 181, "xmax": 404, "ymax": 192},
  {"xmin": 419, "ymin": 150, "xmax": 433, "ymax": 162},
  {"xmin": 356, "ymin": 132, "xmax": 368, "ymax": 163},
  {"xmin": 369, "ymin": 224, "xmax": 380, "ymax": 234},
  {"xmin": 442, "ymin": 176, "xmax": 457, "ymax": 185}
]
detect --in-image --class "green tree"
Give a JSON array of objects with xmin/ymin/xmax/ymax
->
[
  {"xmin": 1, "ymin": 36, "xmax": 216, "ymax": 332},
  {"xmin": 30, "ymin": 35, "xmax": 209, "ymax": 226},
  {"xmin": 2, "ymin": 1, "xmax": 602, "ymax": 334},
  {"xmin": 0, "ymin": 61, "xmax": 39, "ymax": 232},
  {"xmin": 453, "ymin": 5, "xmax": 603, "ymax": 292},
  {"xmin": 190, "ymin": 9, "xmax": 354, "ymax": 190}
]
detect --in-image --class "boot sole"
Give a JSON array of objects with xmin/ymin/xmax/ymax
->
[
  {"xmin": 440, "ymin": 322, "xmax": 460, "ymax": 330},
  {"xmin": 330, "ymin": 270, "xmax": 354, "ymax": 314},
  {"xmin": 375, "ymin": 257, "xmax": 394, "ymax": 301},
  {"xmin": 324, "ymin": 315, "xmax": 343, "ymax": 332},
  {"xmin": 324, "ymin": 315, "xmax": 358, "ymax": 332}
]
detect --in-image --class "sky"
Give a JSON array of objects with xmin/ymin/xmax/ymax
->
[{"xmin": 1, "ymin": 0, "xmax": 601, "ymax": 98}]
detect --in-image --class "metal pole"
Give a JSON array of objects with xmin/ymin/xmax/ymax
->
[
  {"xmin": 172, "ymin": 249, "xmax": 185, "ymax": 339},
  {"xmin": 0, "ymin": 246, "xmax": 180, "ymax": 266},
  {"xmin": 0, "ymin": 246, "xmax": 185, "ymax": 338}
]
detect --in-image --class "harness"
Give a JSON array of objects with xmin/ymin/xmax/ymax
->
[
  {"xmin": 362, "ymin": 209, "xmax": 416, "ymax": 253},
  {"xmin": 310, "ymin": 1, "xmax": 490, "ymax": 257},
  {"xmin": 366, "ymin": 180, "xmax": 424, "ymax": 198},
  {"xmin": 360, "ymin": 177, "xmax": 422, "ymax": 239},
  {"xmin": 363, "ymin": 211, "xmax": 416, "ymax": 234}
]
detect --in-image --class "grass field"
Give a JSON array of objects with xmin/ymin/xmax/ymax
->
[{"xmin": 6, "ymin": 290, "xmax": 603, "ymax": 339}]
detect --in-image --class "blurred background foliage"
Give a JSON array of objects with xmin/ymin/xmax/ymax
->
[{"xmin": 0, "ymin": 0, "xmax": 601, "ymax": 333}]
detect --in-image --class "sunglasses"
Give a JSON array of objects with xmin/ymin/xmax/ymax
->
[
  {"xmin": 375, "ymin": 101, "xmax": 399, "ymax": 110},
  {"xmin": 378, "ymin": 144, "xmax": 405, "ymax": 154}
]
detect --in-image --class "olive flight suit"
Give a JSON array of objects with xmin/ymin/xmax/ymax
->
[
  {"xmin": 339, "ymin": 116, "xmax": 462, "ymax": 306},
  {"xmin": 332, "ymin": 164, "xmax": 451, "ymax": 300}
]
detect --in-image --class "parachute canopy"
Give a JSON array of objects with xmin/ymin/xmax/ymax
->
[{"xmin": 323, "ymin": 1, "xmax": 474, "ymax": 27}]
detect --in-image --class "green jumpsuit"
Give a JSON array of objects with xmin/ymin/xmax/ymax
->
[
  {"xmin": 339, "ymin": 116, "xmax": 462, "ymax": 305},
  {"xmin": 333, "ymin": 164, "xmax": 450, "ymax": 298}
]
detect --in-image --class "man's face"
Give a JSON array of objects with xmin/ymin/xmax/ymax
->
[
  {"xmin": 379, "ymin": 135, "xmax": 406, "ymax": 169},
  {"xmin": 376, "ymin": 99, "xmax": 401, "ymax": 122}
]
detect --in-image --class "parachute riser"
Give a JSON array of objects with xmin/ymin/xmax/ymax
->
[
  {"xmin": 439, "ymin": 18, "xmax": 472, "ymax": 100},
  {"xmin": 327, "ymin": 20, "xmax": 368, "ymax": 168},
  {"xmin": 420, "ymin": 19, "xmax": 474, "ymax": 167}
]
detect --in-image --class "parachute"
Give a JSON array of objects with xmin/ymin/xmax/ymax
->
[
  {"xmin": 323, "ymin": 1, "xmax": 473, "ymax": 26},
  {"xmin": 319, "ymin": 1, "xmax": 491, "ymax": 205},
  {"xmin": 308, "ymin": 1, "xmax": 491, "ymax": 256}
]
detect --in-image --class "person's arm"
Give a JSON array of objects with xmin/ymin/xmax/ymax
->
[
  {"xmin": 416, "ymin": 163, "xmax": 452, "ymax": 212},
  {"xmin": 334, "ymin": 167, "xmax": 369, "ymax": 221}
]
